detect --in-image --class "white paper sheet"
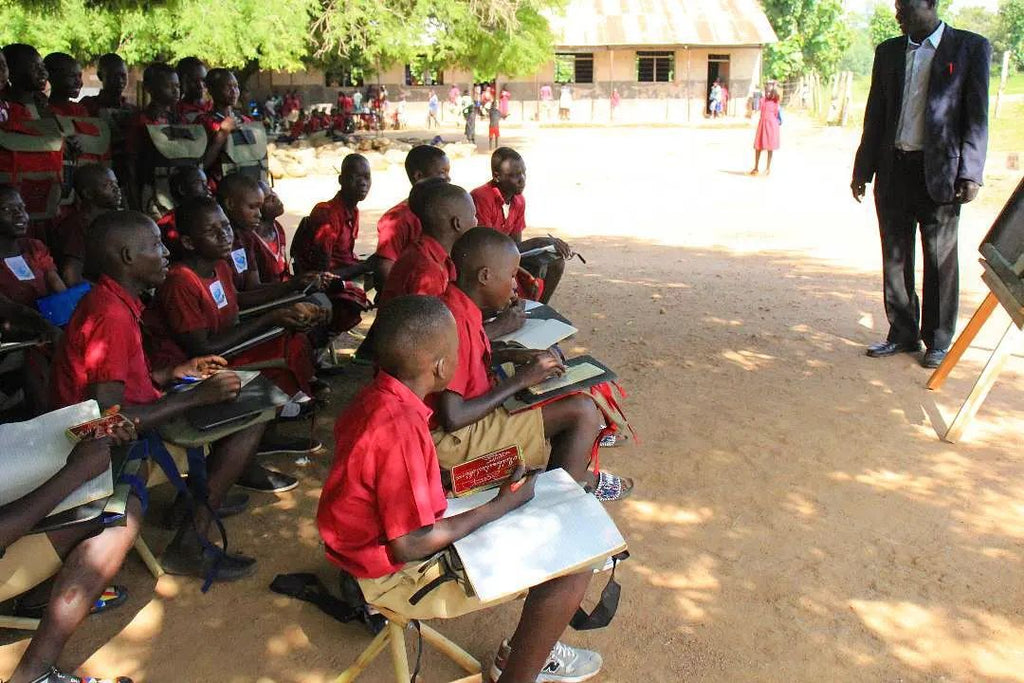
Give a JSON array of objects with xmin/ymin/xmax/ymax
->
[
  {"xmin": 494, "ymin": 318, "xmax": 578, "ymax": 350},
  {"xmin": 0, "ymin": 401, "xmax": 113, "ymax": 515},
  {"xmin": 444, "ymin": 470, "xmax": 627, "ymax": 602}
]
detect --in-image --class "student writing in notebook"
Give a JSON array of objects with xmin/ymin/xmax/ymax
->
[
  {"xmin": 1, "ymin": 435, "xmax": 140, "ymax": 683},
  {"xmin": 373, "ymin": 145, "xmax": 451, "ymax": 287},
  {"xmin": 432, "ymin": 227, "xmax": 633, "ymax": 501},
  {"xmin": 471, "ymin": 147, "xmax": 574, "ymax": 304},
  {"xmin": 50, "ymin": 210, "xmax": 265, "ymax": 582},
  {"xmin": 317, "ymin": 295, "xmax": 605, "ymax": 683}
]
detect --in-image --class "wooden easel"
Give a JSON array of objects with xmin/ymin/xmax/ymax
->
[{"xmin": 927, "ymin": 265, "xmax": 1024, "ymax": 442}]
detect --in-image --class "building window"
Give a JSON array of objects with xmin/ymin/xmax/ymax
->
[
  {"xmin": 636, "ymin": 51, "xmax": 675, "ymax": 82},
  {"xmin": 554, "ymin": 53, "xmax": 594, "ymax": 84},
  {"xmin": 404, "ymin": 61, "xmax": 443, "ymax": 86}
]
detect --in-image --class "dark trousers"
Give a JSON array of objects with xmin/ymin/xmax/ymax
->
[{"xmin": 874, "ymin": 151, "xmax": 961, "ymax": 351}]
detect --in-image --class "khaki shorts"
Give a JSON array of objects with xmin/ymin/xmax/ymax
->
[
  {"xmin": 146, "ymin": 441, "xmax": 207, "ymax": 488},
  {"xmin": 432, "ymin": 407, "xmax": 547, "ymax": 471},
  {"xmin": 358, "ymin": 555, "xmax": 521, "ymax": 620},
  {"xmin": 0, "ymin": 534, "xmax": 62, "ymax": 602}
]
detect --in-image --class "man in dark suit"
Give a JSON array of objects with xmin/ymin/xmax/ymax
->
[{"xmin": 852, "ymin": 0, "xmax": 991, "ymax": 368}]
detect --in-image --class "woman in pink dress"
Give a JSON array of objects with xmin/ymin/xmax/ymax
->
[
  {"xmin": 751, "ymin": 82, "xmax": 781, "ymax": 175},
  {"xmin": 499, "ymin": 86, "xmax": 511, "ymax": 117}
]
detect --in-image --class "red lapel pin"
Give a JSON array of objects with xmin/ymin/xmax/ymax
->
[{"xmin": 948, "ymin": 62, "xmax": 954, "ymax": 76}]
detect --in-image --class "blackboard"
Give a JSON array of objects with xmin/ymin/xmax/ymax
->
[{"xmin": 979, "ymin": 176, "xmax": 1024, "ymax": 327}]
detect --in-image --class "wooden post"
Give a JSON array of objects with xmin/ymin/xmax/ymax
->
[
  {"xmin": 685, "ymin": 46, "xmax": 691, "ymax": 122},
  {"xmin": 944, "ymin": 319, "xmax": 1023, "ymax": 442},
  {"xmin": 609, "ymin": 49, "xmax": 615, "ymax": 123},
  {"xmin": 388, "ymin": 621, "xmax": 411, "ymax": 683},
  {"xmin": 995, "ymin": 50, "xmax": 1010, "ymax": 118},
  {"xmin": 927, "ymin": 292, "xmax": 998, "ymax": 390},
  {"xmin": 335, "ymin": 627, "xmax": 391, "ymax": 683},
  {"xmin": 134, "ymin": 537, "xmax": 165, "ymax": 579},
  {"xmin": 419, "ymin": 622, "xmax": 482, "ymax": 674}
]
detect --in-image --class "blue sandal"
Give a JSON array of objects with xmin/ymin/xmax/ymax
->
[{"xmin": 591, "ymin": 471, "xmax": 634, "ymax": 502}]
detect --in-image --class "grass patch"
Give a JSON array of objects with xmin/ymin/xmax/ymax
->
[{"xmin": 989, "ymin": 101, "xmax": 1024, "ymax": 152}]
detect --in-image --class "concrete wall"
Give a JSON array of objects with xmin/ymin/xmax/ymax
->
[{"xmin": 250, "ymin": 45, "xmax": 764, "ymax": 125}]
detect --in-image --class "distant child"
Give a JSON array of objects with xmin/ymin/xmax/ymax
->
[
  {"xmin": 128, "ymin": 62, "xmax": 184, "ymax": 214},
  {"xmin": 176, "ymin": 56, "xmax": 211, "ymax": 122},
  {"xmin": 51, "ymin": 164, "xmax": 122, "ymax": 285},
  {"xmin": 427, "ymin": 89, "xmax": 440, "ymax": 128},
  {"xmin": 79, "ymin": 53, "xmax": 136, "ymax": 192},
  {"xmin": 0, "ymin": 185, "xmax": 65, "ymax": 307},
  {"xmin": 374, "ymin": 145, "xmax": 451, "ymax": 286},
  {"xmin": 487, "ymin": 99, "xmax": 502, "ymax": 150},
  {"xmin": 379, "ymin": 179, "xmax": 471, "ymax": 304},
  {"xmin": 462, "ymin": 91, "xmax": 479, "ymax": 144},
  {"xmin": 317, "ymin": 294, "xmax": 606, "ymax": 683},
  {"xmin": 42, "ymin": 52, "xmax": 87, "ymax": 116},
  {"xmin": 430, "ymin": 227, "xmax": 633, "ymax": 501},
  {"xmin": 250, "ymin": 180, "xmax": 291, "ymax": 284},
  {"xmin": 472, "ymin": 147, "xmax": 574, "ymax": 303},
  {"xmin": 1, "ymin": 43, "xmax": 53, "ymax": 123}
]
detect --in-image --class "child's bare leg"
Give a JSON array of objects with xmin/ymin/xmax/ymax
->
[
  {"xmin": 192, "ymin": 422, "xmax": 265, "ymax": 535},
  {"xmin": 541, "ymin": 395, "xmax": 601, "ymax": 487},
  {"xmin": 537, "ymin": 258, "xmax": 564, "ymax": 304},
  {"xmin": 498, "ymin": 571, "xmax": 592, "ymax": 683},
  {"xmin": 751, "ymin": 150, "xmax": 762, "ymax": 173},
  {"xmin": 8, "ymin": 496, "xmax": 142, "ymax": 683},
  {"xmin": 765, "ymin": 150, "xmax": 773, "ymax": 174}
]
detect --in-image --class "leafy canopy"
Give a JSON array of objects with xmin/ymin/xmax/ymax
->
[{"xmin": 761, "ymin": 0, "xmax": 851, "ymax": 81}]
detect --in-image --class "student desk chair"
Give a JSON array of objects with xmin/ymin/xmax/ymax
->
[{"xmin": 336, "ymin": 605, "xmax": 483, "ymax": 683}]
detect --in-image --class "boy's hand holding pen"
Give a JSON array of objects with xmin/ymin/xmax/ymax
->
[{"xmin": 497, "ymin": 463, "xmax": 538, "ymax": 509}]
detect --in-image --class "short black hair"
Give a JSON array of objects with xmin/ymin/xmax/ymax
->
[
  {"xmin": 175, "ymin": 196, "xmax": 223, "ymax": 239},
  {"xmin": 216, "ymin": 172, "xmax": 261, "ymax": 204},
  {"xmin": 2, "ymin": 44, "xmax": 40, "ymax": 72},
  {"xmin": 96, "ymin": 53, "xmax": 125, "ymax": 76},
  {"xmin": 86, "ymin": 210, "xmax": 156, "ymax": 277},
  {"xmin": 451, "ymin": 226, "xmax": 518, "ymax": 279},
  {"xmin": 490, "ymin": 146, "xmax": 522, "ymax": 175},
  {"xmin": 374, "ymin": 295, "xmax": 456, "ymax": 378},
  {"xmin": 409, "ymin": 181, "xmax": 471, "ymax": 232},
  {"xmin": 404, "ymin": 145, "xmax": 446, "ymax": 183},
  {"xmin": 169, "ymin": 165, "xmax": 206, "ymax": 198},
  {"xmin": 143, "ymin": 62, "xmax": 176, "ymax": 88},
  {"xmin": 0, "ymin": 183, "xmax": 20, "ymax": 199},
  {"xmin": 341, "ymin": 153, "xmax": 369, "ymax": 174},
  {"xmin": 175, "ymin": 56, "xmax": 205, "ymax": 77},
  {"xmin": 43, "ymin": 52, "xmax": 77, "ymax": 75}
]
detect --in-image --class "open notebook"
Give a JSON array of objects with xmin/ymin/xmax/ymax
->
[
  {"xmin": 494, "ymin": 318, "xmax": 577, "ymax": 350},
  {"xmin": 0, "ymin": 401, "xmax": 113, "ymax": 517},
  {"xmin": 444, "ymin": 469, "xmax": 627, "ymax": 603}
]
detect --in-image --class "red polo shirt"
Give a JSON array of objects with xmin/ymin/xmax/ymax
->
[
  {"xmin": 178, "ymin": 100, "xmax": 211, "ymax": 123},
  {"xmin": 379, "ymin": 235, "xmax": 455, "ymax": 305},
  {"xmin": 0, "ymin": 238, "xmax": 56, "ymax": 307},
  {"xmin": 430, "ymin": 284, "xmax": 493, "ymax": 420},
  {"xmin": 292, "ymin": 194, "xmax": 360, "ymax": 273},
  {"xmin": 471, "ymin": 181, "xmax": 525, "ymax": 239},
  {"xmin": 375, "ymin": 200, "xmax": 422, "ymax": 263},
  {"xmin": 49, "ymin": 101, "xmax": 90, "ymax": 117},
  {"xmin": 51, "ymin": 210, "xmax": 90, "ymax": 272},
  {"xmin": 249, "ymin": 221, "xmax": 290, "ymax": 284},
  {"xmin": 317, "ymin": 371, "xmax": 448, "ymax": 579},
  {"xmin": 156, "ymin": 261, "xmax": 239, "ymax": 335},
  {"xmin": 51, "ymin": 275, "xmax": 162, "ymax": 407}
]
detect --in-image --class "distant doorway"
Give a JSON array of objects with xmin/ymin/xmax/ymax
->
[{"xmin": 706, "ymin": 54, "xmax": 731, "ymax": 116}]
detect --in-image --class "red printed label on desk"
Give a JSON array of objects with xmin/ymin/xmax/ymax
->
[{"xmin": 450, "ymin": 445, "xmax": 522, "ymax": 497}]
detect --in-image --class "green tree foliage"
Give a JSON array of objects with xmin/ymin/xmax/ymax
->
[
  {"xmin": 0, "ymin": 0, "xmax": 316, "ymax": 71},
  {"xmin": 1000, "ymin": 0, "xmax": 1024, "ymax": 69},
  {"xmin": 761, "ymin": 0, "xmax": 852, "ymax": 81},
  {"xmin": 868, "ymin": 2, "xmax": 900, "ymax": 46},
  {"xmin": 310, "ymin": 0, "xmax": 560, "ymax": 80}
]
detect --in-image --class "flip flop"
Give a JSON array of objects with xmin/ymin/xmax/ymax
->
[
  {"xmin": 590, "ymin": 471, "xmax": 634, "ymax": 502},
  {"xmin": 28, "ymin": 665, "xmax": 132, "ymax": 683}
]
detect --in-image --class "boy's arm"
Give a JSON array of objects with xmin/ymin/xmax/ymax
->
[
  {"xmin": 388, "ymin": 469, "xmax": 536, "ymax": 563},
  {"xmin": 434, "ymin": 352, "xmax": 564, "ymax": 432},
  {"xmin": 0, "ymin": 438, "xmax": 113, "ymax": 549},
  {"xmin": 90, "ymin": 372, "xmax": 242, "ymax": 433},
  {"xmin": 171, "ymin": 304, "xmax": 317, "ymax": 358},
  {"xmin": 201, "ymin": 116, "xmax": 236, "ymax": 170}
]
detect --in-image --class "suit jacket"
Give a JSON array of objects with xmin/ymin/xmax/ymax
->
[{"xmin": 853, "ymin": 25, "xmax": 991, "ymax": 204}]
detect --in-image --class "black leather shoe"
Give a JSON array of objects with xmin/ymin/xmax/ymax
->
[
  {"xmin": 866, "ymin": 340, "xmax": 922, "ymax": 357},
  {"xmin": 236, "ymin": 463, "xmax": 298, "ymax": 493},
  {"xmin": 921, "ymin": 348, "xmax": 948, "ymax": 368}
]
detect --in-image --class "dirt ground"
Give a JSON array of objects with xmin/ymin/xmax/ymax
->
[{"xmin": 2, "ymin": 117, "xmax": 1023, "ymax": 682}]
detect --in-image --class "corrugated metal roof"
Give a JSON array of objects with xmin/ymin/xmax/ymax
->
[{"xmin": 547, "ymin": 0, "xmax": 778, "ymax": 48}]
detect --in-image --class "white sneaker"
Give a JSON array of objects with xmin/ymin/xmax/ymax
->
[{"xmin": 490, "ymin": 639, "xmax": 603, "ymax": 682}]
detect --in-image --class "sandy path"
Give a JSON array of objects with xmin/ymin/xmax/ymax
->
[{"xmin": 2, "ymin": 119, "xmax": 1022, "ymax": 682}]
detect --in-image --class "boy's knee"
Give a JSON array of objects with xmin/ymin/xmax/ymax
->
[{"xmin": 569, "ymin": 394, "xmax": 601, "ymax": 430}]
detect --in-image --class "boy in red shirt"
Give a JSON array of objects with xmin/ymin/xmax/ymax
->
[
  {"xmin": 42, "ymin": 52, "xmax": 87, "ymax": 117},
  {"xmin": 433, "ymin": 227, "xmax": 633, "ymax": 501},
  {"xmin": 374, "ymin": 145, "xmax": 450, "ymax": 286},
  {"xmin": 0, "ymin": 44, "xmax": 52, "ymax": 124},
  {"xmin": 471, "ymin": 147, "xmax": 574, "ymax": 304},
  {"xmin": 79, "ymin": 53, "xmax": 136, "ymax": 197},
  {"xmin": 317, "ymin": 294, "xmax": 604, "ymax": 682},
  {"xmin": 176, "ymin": 57, "xmax": 210, "ymax": 122},
  {"xmin": 127, "ymin": 62, "xmax": 186, "ymax": 214},
  {"xmin": 252, "ymin": 180, "xmax": 290, "ymax": 284},
  {"xmin": 50, "ymin": 209, "xmax": 264, "ymax": 582},
  {"xmin": 50, "ymin": 164, "xmax": 122, "ymax": 285}
]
